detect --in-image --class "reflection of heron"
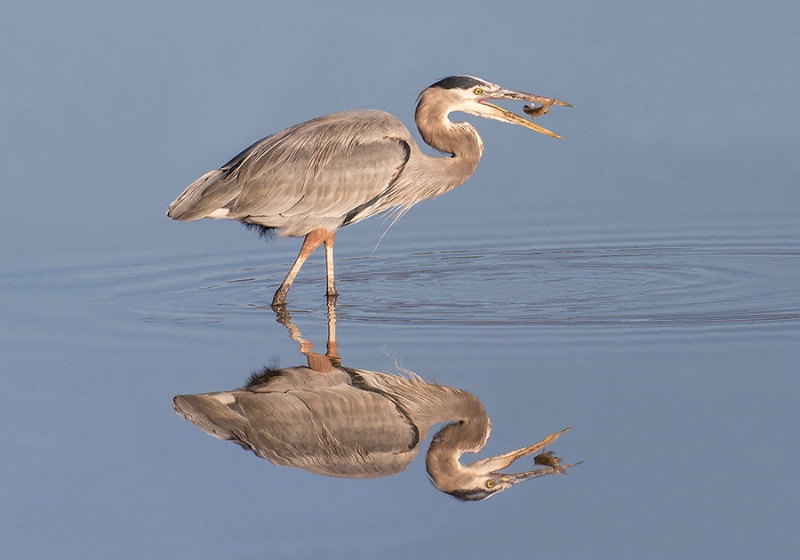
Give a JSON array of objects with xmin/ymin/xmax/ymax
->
[
  {"xmin": 174, "ymin": 305, "xmax": 580, "ymax": 500},
  {"xmin": 167, "ymin": 76, "xmax": 570, "ymax": 306}
]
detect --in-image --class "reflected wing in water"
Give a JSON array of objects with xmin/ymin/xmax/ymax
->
[{"xmin": 174, "ymin": 366, "xmax": 422, "ymax": 478}]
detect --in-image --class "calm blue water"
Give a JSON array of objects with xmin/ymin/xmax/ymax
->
[
  {"xmin": 2, "ymin": 2, "xmax": 799, "ymax": 559},
  {"xmin": 3, "ymin": 217, "xmax": 798, "ymax": 558}
]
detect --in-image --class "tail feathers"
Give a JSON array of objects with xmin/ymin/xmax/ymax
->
[
  {"xmin": 174, "ymin": 393, "xmax": 245, "ymax": 441},
  {"xmin": 166, "ymin": 169, "xmax": 232, "ymax": 221}
]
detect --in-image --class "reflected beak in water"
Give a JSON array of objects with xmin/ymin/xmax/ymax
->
[
  {"xmin": 469, "ymin": 427, "xmax": 582, "ymax": 489},
  {"xmin": 498, "ymin": 458, "xmax": 584, "ymax": 485}
]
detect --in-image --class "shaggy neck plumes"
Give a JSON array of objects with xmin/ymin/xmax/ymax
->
[{"xmin": 411, "ymin": 88, "xmax": 484, "ymax": 194}]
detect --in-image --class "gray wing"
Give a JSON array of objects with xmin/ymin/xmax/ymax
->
[
  {"xmin": 174, "ymin": 367, "xmax": 421, "ymax": 478},
  {"xmin": 167, "ymin": 109, "xmax": 412, "ymax": 236}
]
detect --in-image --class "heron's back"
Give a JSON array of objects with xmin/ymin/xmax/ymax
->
[{"xmin": 166, "ymin": 110, "xmax": 413, "ymax": 237}]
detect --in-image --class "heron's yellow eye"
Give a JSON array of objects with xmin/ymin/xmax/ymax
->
[
  {"xmin": 485, "ymin": 480, "xmax": 495, "ymax": 489},
  {"xmin": 473, "ymin": 87, "xmax": 483, "ymax": 96}
]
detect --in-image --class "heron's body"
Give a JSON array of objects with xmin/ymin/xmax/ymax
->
[
  {"xmin": 168, "ymin": 110, "xmax": 412, "ymax": 235},
  {"xmin": 174, "ymin": 364, "xmax": 579, "ymax": 499},
  {"xmin": 167, "ymin": 76, "xmax": 570, "ymax": 305},
  {"xmin": 174, "ymin": 365, "xmax": 484, "ymax": 478}
]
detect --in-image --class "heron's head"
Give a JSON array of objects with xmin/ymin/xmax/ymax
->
[
  {"xmin": 418, "ymin": 75, "xmax": 572, "ymax": 139},
  {"xmin": 433, "ymin": 453, "xmax": 570, "ymax": 502},
  {"xmin": 426, "ymin": 423, "xmax": 581, "ymax": 501}
]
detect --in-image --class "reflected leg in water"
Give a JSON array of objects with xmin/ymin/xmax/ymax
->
[{"xmin": 273, "ymin": 297, "xmax": 341, "ymax": 371}]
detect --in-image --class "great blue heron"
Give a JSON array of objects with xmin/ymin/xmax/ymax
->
[
  {"xmin": 173, "ymin": 304, "xmax": 580, "ymax": 500},
  {"xmin": 167, "ymin": 76, "xmax": 571, "ymax": 306}
]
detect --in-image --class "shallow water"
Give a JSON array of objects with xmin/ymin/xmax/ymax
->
[{"xmin": 3, "ymin": 217, "xmax": 797, "ymax": 558}]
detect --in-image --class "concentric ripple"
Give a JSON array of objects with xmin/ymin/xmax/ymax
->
[
  {"xmin": 109, "ymin": 234, "xmax": 800, "ymax": 335},
  {"xmin": 12, "ymin": 230, "xmax": 796, "ymax": 338},
  {"xmin": 331, "ymin": 243, "xmax": 800, "ymax": 328}
]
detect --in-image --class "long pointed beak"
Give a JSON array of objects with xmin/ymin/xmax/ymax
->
[
  {"xmin": 471, "ymin": 427, "xmax": 580, "ymax": 485},
  {"xmin": 479, "ymin": 88, "xmax": 572, "ymax": 139},
  {"xmin": 499, "ymin": 460, "xmax": 584, "ymax": 485}
]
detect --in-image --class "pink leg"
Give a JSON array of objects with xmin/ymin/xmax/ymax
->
[
  {"xmin": 323, "ymin": 232, "xmax": 338, "ymax": 298},
  {"xmin": 272, "ymin": 228, "xmax": 332, "ymax": 307}
]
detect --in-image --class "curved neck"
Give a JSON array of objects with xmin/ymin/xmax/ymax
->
[
  {"xmin": 424, "ymin": 391, "xmax": 490, "ymax": 487},
  {"xmin": 412, "ymin": 90, "xmax": 484, "ymax": 193},
  {"xmin": 415, "ymin": 94, "xmax": 484, "ymax": 158}
]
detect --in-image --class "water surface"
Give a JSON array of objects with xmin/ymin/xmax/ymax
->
[{"xmin": 3, "ymin": 218, "xmax": 797, "ymax": 558}]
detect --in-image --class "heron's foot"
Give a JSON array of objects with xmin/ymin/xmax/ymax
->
[
  {"xmin": 272, "ymin": 286, "xmax": 289, "ymax": 308},
  {"xmin": 326, "ymin": 282, "xmax": 339, "ymax": 299}
]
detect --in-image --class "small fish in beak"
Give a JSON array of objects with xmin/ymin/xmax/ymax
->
[
  {"xmin": 534, "ymin": 449, "xmax": 569, "ymax": 475},
  {"xmin": 523, "ymin": 97, "xmax": 559, "ymax": 119}
]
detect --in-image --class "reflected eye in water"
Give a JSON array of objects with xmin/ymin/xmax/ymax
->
[{"xmin": 174, "ymin": 301, "xmax": 581, "ymax": 500}]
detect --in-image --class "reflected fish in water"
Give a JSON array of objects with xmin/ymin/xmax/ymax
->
[
  {"xmin": 534, "ymin": 450, "xmax": 574, "ymax": 475},
  {"xmin": 174, "ymin": 364, "xmax": 580, "ymax": 501}
]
